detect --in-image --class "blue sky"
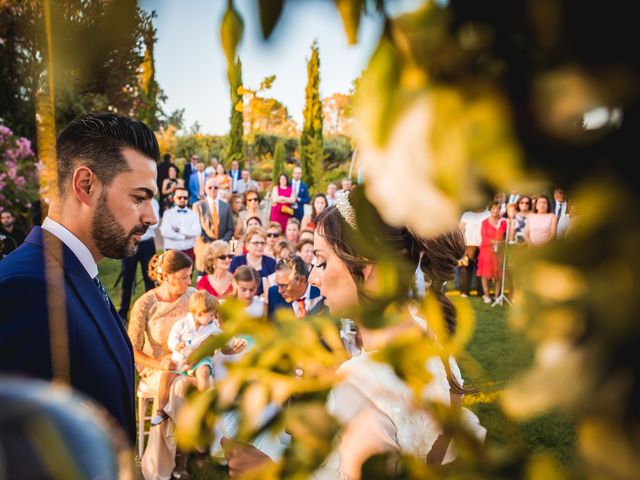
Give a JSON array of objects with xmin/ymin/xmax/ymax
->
[{"xmin": 138, "ymin": 0, "xmax": 421, "ymax": 135}]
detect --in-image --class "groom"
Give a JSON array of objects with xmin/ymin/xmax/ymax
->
[{"xmin": 0, "ymin": 113, "xmax": 159, "ymax": 444}]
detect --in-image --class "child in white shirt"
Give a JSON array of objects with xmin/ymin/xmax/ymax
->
[{"xmin": 152, "ymin": 290, "xmax": 245, "ymax": 426}]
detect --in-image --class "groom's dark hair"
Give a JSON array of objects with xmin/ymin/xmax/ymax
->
[{"xmin": 56, "ymin": 113, "xmax": 159, "ymax": 196}]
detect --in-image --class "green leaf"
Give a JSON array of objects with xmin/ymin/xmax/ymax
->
[
  {"xmin": 220, "ymin": 0, "xmax": 244, "ymax": 66},
  {"xmin": 258, "ymin": 0, "xmax": 285, "ymax": 39},
  {"xmin": 335, "ymin": 0, "xmax": 364, "ymax": 45}
]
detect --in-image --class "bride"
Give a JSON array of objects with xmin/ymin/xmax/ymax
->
[{"xmin": 223, "ymin": 190, "xmax": 485, "ymax": 478}]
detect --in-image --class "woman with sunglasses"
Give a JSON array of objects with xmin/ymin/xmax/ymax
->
[
  {"xmin": 196, "ymin": 240, "xmax": 236, "ymax": 299},
  {"xmin": 513, "ymin": 195, "xmax": 532, "ymax": 244},
  {"xmin": 264, "ymin": 222, "xmax": 282, "ymax": 258},
  {"xmin": 229, "ymin": 227, "xmax": 276, "ymax": 297},
  {"xmin": 239, "ymin": 190, "xmax": 268, "ymax": 232}
]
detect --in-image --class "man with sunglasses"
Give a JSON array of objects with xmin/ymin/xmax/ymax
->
[
  {"xmin": 160, "ymin": 187, "xmax": 201, "ymax": 262},
  {"xmin": 193, "ymin": 178, "xmax": 234, "ymax": 275}
]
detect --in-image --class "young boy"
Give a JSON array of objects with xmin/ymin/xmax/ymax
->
[{"xmin": 151, "ymin": 291, "xmax": 245, "ymax": 426}]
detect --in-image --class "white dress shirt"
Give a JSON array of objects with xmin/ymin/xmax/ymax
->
[
  {"xmin": 292, "ymin": 180, "xmax": 300, "ymax": 208},
  {"xmin": 555, "ymin": 201, "xmax": 567, "ymax": 217},
  {"xmin": 160, "ymin": 205, "xmax": 201, "ymax": 250},
  {"xmin": 42, "ymin": 217, "xmax": 98, "ymax": 279}
]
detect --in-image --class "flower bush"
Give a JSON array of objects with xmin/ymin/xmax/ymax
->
[{"xmin": 0, "ymin": 124, "xmax": 40, "ymax": 227}]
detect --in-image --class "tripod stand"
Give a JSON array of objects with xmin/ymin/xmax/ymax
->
[{"xmin": 492, "ymin": 219, "xmax": 512, "ymax": 307}]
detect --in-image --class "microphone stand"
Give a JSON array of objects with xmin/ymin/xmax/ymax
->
[{"xmin": 492, "ymin": 218, "xmax": 512, "ymax": 307}]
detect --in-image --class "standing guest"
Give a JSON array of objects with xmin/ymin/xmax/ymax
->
[
  {"xmin": 228, "ymin": 160, "xmax": 241, "ymax": 193},
  {"xmin": 182, "ymin": 154, "xmax": 199, "ymax": 183},
  {"xmin": 494, "ymin": 192, "xmax": 507, "ymax": 215},
  {"xmin": 160, "ymin": 187, "xmax": 201, "ymax": 262},
  {"xmin": 215, "ymin": 163, "xmax": 232, "ymax": 198},
  {"xmin": 458, "ymin": 206, "xmax": 489, "ymax": 298},
  {"xmin": 239, "ymin": 190, "xmax": 267, "ymax": 232},
  {"xmin": 229, "ymin": 227, "xmax": 276, "ymax": 297},
  {"xmin": 326, "ymin": 182, "xmax": 338, "ymax": 206},
  {"xmin": 236, "ymin": 169, "xmax": 260, "ymax": 195},
  {"xmin": 230, "ymin": 193, "xmax": 245, "ymax": 240},
  {"xmin": 127, "ymin": 250, "xmax": 195, "ymax": 478},
  {"xmin": 337, "ymin": 177, "xmax": 352, "ymax": 194},
  {"xmin": 507, "ymin": 191, "xmax": 520, "ymax": 206},
  {"xmin": 0, "ymin": 112, "xmax": 160, "ymax": 444},
  {"xmin": 196, "ymin": 240, "xmax": 236, "ymax": 299},
  {"xmin": 118, "ymin": 197, "xmax": 159, "ymax": 319},
  {"xmin": 285, "ymin": 217, "xmax": 301, "ymax": 245},
  {"xmin": 557, "ymin": 201, "xmax": 577, "ymax": 238},
  {"xmin": 551, "ymin": 188, "xmax": 568, "ymax": 219},
  {"xmin": 0, "ymin": 210, "xmax": 26, "ymax": 258},
  {"xmin": 157, "ymin": 153, "xmax": 177, "ymax": 198},
  {"xmin": 234, "ymin": 265, "xmax": 267, "ymax": 319},
  {"xmin": 193, "ymin": 178, "xmax": 235, "ymax": 275},
  {"xmin": 205, "ymin": 157, "xmax": 219, "ymax": 177},
  {"xmin": 273, "ymin": 240, "xmax": 294, "ymax": 262},
  {"xmin": 291, "ymin": 166, "xmax": 310, "ymax": 221},
  {"xmin": 477, "ymin": 201, "xmax": 507, "ymax": 304},
  {"xmin": 160, "ymin": 165, "xmax": 182, "ymax": 213},
  {"xmin": 267, "ymin": 255, "xmax": 324, "ymax": 320},
  {"xmin": 264, "ymin": 222, "xmax": 282, "ymax": 258},
  {"xmin": 301, "ymin": 193, "xmax": 328, "ymax": 230},
  {"xmin": 297, "ymin": 239, "xmax": 315, "ymax": 271},
  {"xmin": 525, "ymin": 194, "xmax": 557, "ymax": 246},
  {"xmin": 270, "ymin": 173, "xmax": 295, "ymax": 230},
  {"xmin": 188, "ymin": 161, "xmax": 208, "ymax": 206},
  {"xmin": 513, "ymin": 195, "xmax": 532, "ymax": 244}
]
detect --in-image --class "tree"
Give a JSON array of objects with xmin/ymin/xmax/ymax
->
[
  {"xmin": 272, "ymin": 138, "xmax": 286, "ymax": 184},
  {"xmin": 224, "ymin": 57, "xmax": 244, "ymax": 167},
  {"xmin": 137, "ymin": 12, "xmax": 163, "ymax": 130},
  {"xmin": 300, "ymin": 40, "xmax": 323, "ymax": 188},
  {"xmin": 0, "ymin": 0, "xmax": 159, "ymax": 140},
  {"xmin": 323, "ymin": 92, "xmax": 352, "ymax": 136}
]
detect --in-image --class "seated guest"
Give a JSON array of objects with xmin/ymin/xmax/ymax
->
[
  {"xmin": 299, "ymin": 229, "xmax": 314, "ymax": 244},
  {"xmin": 284, "ymin": 217, "xmax": 300, "ymax": 245},
  {"xmin": 297, "ymin": 239, "xmax": 315, "ymax": 272},
  {"xmin": 264, "ymin": 222, "xmax": 282, "ymax": 258},
  {"xmin": 196, "ymin": 240, "xmax": 236, "ymax": 299},
  {"xmin": 267, "ymin": 255, "xmax": 324, "ymax": 321},
  {"xmin": 273, "ymin": 240, "xmax": 294, "ymax": 262},
  {"xmin": 229, "ymin": 227, "xmax": 276, "ymax": 297},
  {"xmin": 160, "ymin": 187, "xmax": 201, "ymax": 262},
  {"xmin": 234, "ymin": 265, "xmax": 267, "ymax": 319}
]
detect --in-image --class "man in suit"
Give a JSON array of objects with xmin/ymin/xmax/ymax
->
[
  {"xmin": 188, "ymin": 161, "xmax": 208, "ymax": 205},
  {"xmin": 193, "ymin": 178, "xmax": 234, "ymax": 274},
  {"xmin": 291, "ymin": 166, "xmax": 310, "ymax": 221},
  {"xmin": 0, "ymin": 113, "xmax": 159, "ymax": 444},
  {"xmin": 268, "ymin": 255, "xmax": 324, "ymax": 321},
  {"xmin": 551, "ymin": 188, "xmax": 568, "ymax": 218},
  {"xmin": 182, "ymin": 153, "xmax": 199, "ymax": 183},
  {"xmin": 228, "ymin": 160, "xmax": 241, "ymax": 193}
]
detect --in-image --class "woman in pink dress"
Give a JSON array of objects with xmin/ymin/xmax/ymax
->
[
  {"xmin": 477, "ymin": 201, "xmax": 507, "ymax": 303},
  {"xmin": 270, "ymin": 173, "xmax": 295, "ymax": 231},
  {"xmin": 525, "ymin": 194, "xmax": 557, "ymax": 246}
]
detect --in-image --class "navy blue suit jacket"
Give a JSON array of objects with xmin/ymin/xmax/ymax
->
[
  {"xmin": 267, "ymin": 283, "xmax": 324, "ymax": 320},
  {"xmin": 0, "ymin": 228, "xmax": 136, "ymax": 443},
  {"xmin": 293, "ymin": 181, "xmax": 310, "ymax": 221}
]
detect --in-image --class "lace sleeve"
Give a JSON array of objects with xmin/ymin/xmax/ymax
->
[{"xmin": 127, "ymin": 291, "xmax": 155, "ymax": 351}]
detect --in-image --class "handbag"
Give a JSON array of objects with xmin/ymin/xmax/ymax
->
[{"xmin": 280, "ymin": 204, "xmax": 294, "ymax": 216}]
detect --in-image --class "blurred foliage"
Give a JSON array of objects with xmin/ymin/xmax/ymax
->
[
  {"xmin": 300, "ymin": 41, "xmax": 323, "ymax": 188},
  {"xmin": 137, "ymin": 11, "xmax": 163, "ymax": 131},
  {"xmin": 224, "ymin": 57, "xmax": 245, "ymax": 167},
  {"xmin": 272, "ymin": 138, "xmax": 286, "ymax": 184}
]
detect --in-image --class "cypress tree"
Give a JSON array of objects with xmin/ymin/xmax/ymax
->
[
  {"xmin": 300, "ymin": 41, "xmax": 323, "ymax": 188},
  {"xmin": 272, "ymin": 138, "xmax": 286, "ymax": 184},
  {"xmin": 224, "ymin": 57, "xmax": 244, "ymax": 167},
  {"xmin": 139, "ymin": 16, "xmax": 161, "ymax": 130}
]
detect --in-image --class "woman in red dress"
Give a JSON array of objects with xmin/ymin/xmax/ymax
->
[
  {"xmin": 270, "ymin": 173, "xmax": 295, "ymax": 231},
  {"xmin": 196, "ymin": 240, "xmax": 236, "ymax": 299},
  {"xmin": 477, "ymin": 201, "xmax": 507, "ymax": 303}
]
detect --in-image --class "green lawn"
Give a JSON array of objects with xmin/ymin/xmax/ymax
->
[{"xmin": 99, "ymin": 258, "xmax": 576, "ymax": 476}]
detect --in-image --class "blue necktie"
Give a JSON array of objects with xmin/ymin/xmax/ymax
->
[
  {"xmin": 177, "ymin": 208, "xmax": 187, "ymax": 213},
  {"xmin": 93, "ymin": 276, "xmax": 111, "ymax": 307}
]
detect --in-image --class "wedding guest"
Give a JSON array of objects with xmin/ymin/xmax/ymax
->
[
  {"xmin": 160, "ymin": 187, "xmax": 201, "ymax": 262},
  {"xmin": 157, "ymin": 153, "xmax": 177, "ymax": 204},
  {"xmin": 557, "ymin": 201, "xmax": 577, "ymax": 238},
  {"xmin": 196, "ymin": 240, "xmax": 236, "ymax": 299},
  {"xmin": 228, "ymin": 160, "xmax": 241, "ymax": 193},
  {"xmin": 477, "ymin": 201, "xmax": 507, "ymax": 303},
  {"xmin": 239, "ymin": 190, "xmax": 267, "ymax": 232},
  {"xmin": 337, "ymin": 177, "xmax": 352, "ymax": 194},
  {"xmin": 215, "ymin": 163, "xmax": 232, "ymax": 198},
  {"xmin": 236, "ymin": 169, "xmax": 260, "ymax": 195},
  {"xmin": 229, "ymin": 227, "xmax": 276, "ymax": 297},
  {"xmin": 299, "ymin": 229, "xmax": 315, "ymax": 244},
  {"xmin": 264, "ymin": 222, "xmax": 282, "ymax": 258},
  {"xmin": 267, "ymin": 255, "xmax": 323, "ymax": 320},
  {"xmin": 0, "ymin": 210, "xmax": 26, "ymax": 258},
  {"xmin": 525, "ymin": 194, "xmax": 557, "ymax": 246},
  {"xmin": 128, "ymin": 250, "xmax": 195, "ymax": 478},
  {"xmin": 161, "ymin": 165, "xmax": 183, "ymax": 213},
  {"xmin": 230, "ymin": 193, "xmax": 245, "ymax": 240},
  {"xmin": 459, "ymin": 206, "xmax": 489, "ymax": 298},
  {"xmin": 551, "ymin": 188, "xmax": 568, "ymax": 219},
  {"xmin": 204, "ymin": 157, "xmax": 219, "ymax": 176},
  {"xmin": 270, "ymin": 173, "xmax": 295, "ymax": 231},
  {"xmin": 188, "ymin": 161, "xmax": 208, "ymax": 206},
  {"xmin": 513, "ymin": 195, "xmax": 532, "ymax": 244},
  {"xmin": 182, "ymin": 154, "xmax": 198, "ymax": 183},
  {"xmin": 118, "ymin": 197, "xmax": 159, "ymax": 319},
  {"xmin": 301, "ymin": 193, "xmax": 328, "ymax": 230},
  {"xmin": 291, "ymin": 166, "xmax": 310, "ymax": 221},
  {"xmin": 273, "ymin": 240, "xmax": 294, "ymax": 262},
  {"xmin": 326, "ymin": 182, "xmax": 338, "ymax": 206},
  {"xmin": 297, "ymin": 239, "xmax": 315, "ymax": 271},
  {"xmin": 234, "ymin": 265, "xmax": 267, "ymax": 319},
  {"xmin": 285, "ymin": 217, "xmax": 301, "ymax": 245}
]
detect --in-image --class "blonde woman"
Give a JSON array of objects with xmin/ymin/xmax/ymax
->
[{"xmin": 196, "ymin": 240, "xmax": 236, "ymax": 299}]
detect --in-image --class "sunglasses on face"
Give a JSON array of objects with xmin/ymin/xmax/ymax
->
[
  {"xmin": 267, "ymin": 232, "xmax": 279, "ymax": 238},
  {"xmin": 175, "ymin": 196, "xmax": 188, "ymax": 200},
  {"xmin": 247, "ymin": 198, "xmax": 259, "ymax": 202},
  {"xmin": 520, "ymin": 201, "xmax": 530, "ymax": 204},
  {"xmin": 217, "ymin": 254, "xmax": 234, "ymax": 260}
]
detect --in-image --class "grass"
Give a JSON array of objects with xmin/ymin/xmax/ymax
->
[{"xmin": 99, "ymin": 258, "xmax": 577, "ymax": 475}]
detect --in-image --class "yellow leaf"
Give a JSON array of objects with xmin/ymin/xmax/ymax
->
[
  {"xmin": 335, "ymin": 0, "xmax": 363, "ymax": 45},
  {"xmin": 220, "ymin": 0, "xmax": 244, "ymax": 66}
]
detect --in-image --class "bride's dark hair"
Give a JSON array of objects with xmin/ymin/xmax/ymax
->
[{"xmin": 315, "ymin": 188, "xmax": 465, "ymax": 337}]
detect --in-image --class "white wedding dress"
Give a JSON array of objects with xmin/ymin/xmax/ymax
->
[{"xmin": 314, "ymin": 320, "xmax": 486, "ymax": 479}]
